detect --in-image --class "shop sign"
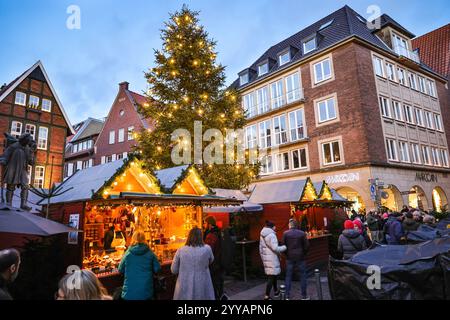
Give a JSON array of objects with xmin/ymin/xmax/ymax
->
[
  {"xmin": 325, "ymin": 173, "xmax": 360, "ymax": 184},
  {"xmin": 415, "ymin": 172, "xmax": 438, "ymax": 183}
]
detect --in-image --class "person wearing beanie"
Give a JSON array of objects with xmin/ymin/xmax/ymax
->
[
  {"xmin": 337, "ymin": 220, "xmax": 367, "ymax": 259},
  {"xmin": 353, "ymin": 219, "xmax": 372, "ymax": 247},
  {"xmin": 402, "ymin": 212, "xmax": 420, "ymax": 233},
  {"xmin": 259, "ymin": 221, "xmax": 286, "ymax": 300},
  {"xmin": 203, "ymin": 215, "xmax": 223, "ymax": 300}
]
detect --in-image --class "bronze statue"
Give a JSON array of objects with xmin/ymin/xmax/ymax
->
[{"xmin": 0, "ymin": 133, "xmax": 37, "ymax": 211}]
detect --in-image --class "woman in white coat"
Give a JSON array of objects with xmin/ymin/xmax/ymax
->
[{"xmin": 259, "ymin": 220, "xmax": 287, "ymax": 300}]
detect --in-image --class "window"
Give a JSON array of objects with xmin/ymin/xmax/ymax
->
[
  {"xmin": 243, "ymin": 92, "xmax": 257, "ymax": 117},
  {"xmin": 440, "ymin": 149, "xmax": 449, "ymax": 167},
  {"xmin": 322, "ymin": 141, "xmax": 341, "ymax": 165},
  {"xmin": 82, "ymin": 160, "xmax": 90, "ymax": 170},
  {"xmin": 10, "ymin": 121, "xmax": 22, "ymax": 138},
  {"xmin": 278, "ymin": 51, "xmax": 290, "ymax": 66},
  {"xmin": 319, "ymin": 19, "xmax": 334, "ymax": 30},
  {"xmin": 82, "ymin": 141, "xmax": 87, "ymax": 150},
  {"xmin": 87, "ymin": 140, "xmax": 93, "ymax": 149},
  {"xmin": 398, "ymin": 141, "xmax": 410, "ymax": 162},
  {"xmin": 392, "ymin": 33, "xmax": 409, "ymax": 55},
  {"xmin": 38, "ymin": 127, "xmax": 48, "ymax": 150},
  {"xmin": 288, "ymin": 109, "xmax": 305, "ymax": 141},
  {"xmin": 245, "ymin": 125, "xmax": 257, "ymax": 149},
  {"xmin": 379, "ymin": 97, "xmax": 391, "ymax": 118},
  {"xmin": 421, "ymin": 146, "xmax": 431, "ymax": 165},
  {"xmin": 397, "ymin": 67, "xmax": 407, "ymax": 85},
  {"xmin": 25, "ymin": 124, "xmax": 36, "ymax": 139},
  {"xmin": 427, "ymin": 80, "xmax": 436, "ymax": 97},
  {"xmin": 256, "ymin": 87, "xmax": 269, "ymax": 114},
  {"xmin": 424, "ymin": 111, "xmax": 434, "ymax": 129},
  {"xmin": 285, "ymin": 72, "xmax": 301, "ymax": 103},
  {"xmin": 411, "ymin": 143, "xmax": 421, "ymax": 164},
  {"xmin": 270, "ymin": 79, "xmax": 284, "ymax": 109},
  {"xmin": 118, "ymin": 128, "xmax": 125, "ymax": 143},
  {"xmin": 317, "ymin": 97, "xmax": 337, "ymax": 123},
  {"xmin": 276, "ymin": 152, "xmax": 290, "ymax": 172},
  {"xmin": 128, "ymin": 126, "xmax": 134, "ymax": 140},
  {"xmin": 119, "ymin": 110, "xmax": 125, "ymax": 117},
  {"xmin": 117, "ymin": 153, "xmax": 124, "ymax": 160},
  {"xmin": 314, "ymin": 58, "xmax": 332, "ymax": 83},
  {"xmin": 109, "ymin": 130, "xmax": 115, "ymax": 144},
  {"xmin": 258, "ymin": 63, "xmax": 269, "ymax": 76},
  {"xmin": 404, "ymin": 105, "xmax": 414, "ymax": 124},
  {"xmin": 386, "ymin": 63, "xmax": 396, "ymax": 81},
  {"xmin": 273, "ymin": 115, "xmax": 288, "ymax": 145},
  {"xmin": 106, "ymin": 155, "xmax": 113, "ymax": 163},
  {"xmin": 414, "ymin": 108, "xmax": 424, "ymax": 127},
  {"xmin": 239, "ymin": 73, "xmax": 249, "ymax": 86},
  {"xmin": 392, "ymin": 101, "xmax": 403, "ymax": 121},
  {"xmin": 386, "ymin": 139, "xmax": 398, "ymax": 161},
  {"xmin": 303, "ymin": 37, "xmax": 316, "ymax": 54},
  {"xmin": 431, "ymin": 148, "xmax": 440, "ymax": 166},
  {"xmin": 34, "ymin": 166, "xmax": 45, "ymax": 188},
  {"xmin": 41, "ymin": 99, "xmax": 52, "ymax": 112},
  {"xmin": 373, "ymin": 57, "xmax": 384, "ymax": 77},
  {"xmin": 29, "ymin": 95, "xmax": 39, "ymax": 108},
  {"xmin": 292, "ymin": 148, "xmax": 307, "ymax": 169},
  {"xmin": 434, "ymin": 114, "xmax": 443, "ymax": 131},
  {"xmin": 258, "ymin": 120, "xmax": 272, "ymax": 149},
  {"xmin": 418, "ymin": 76, "xmax": 427, "ymax": 93},
  {"xmin": 72, "ymin": 143, "xmax": 78, "ymax": 153},
  {"xmin": 408, "ymin": 72, "xmax": 417, "ymax": 90},
  {"xmin": 260, "ymin": 155, "xmax": 273, "ymax": 174},
  {"xmin": 15, "ymin": 92, "xmax": 26, "ymax": 106}
]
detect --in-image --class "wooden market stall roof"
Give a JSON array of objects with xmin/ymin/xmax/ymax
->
[
  {"xmin": 40, "ymin": 156, "xmax": 233, "ymax": 206},
  {"xmin": 248, "ymin": 177, "xmax": 349, "ymax": 205}
]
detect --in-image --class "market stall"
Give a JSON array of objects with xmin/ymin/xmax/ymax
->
[
  {"xmin": 41, "ymin": 156, "xmax": 241, "ymax": 299},
  {"xmin": 248, "ymin": 177, "xmax": 352, "ymax": 269}
]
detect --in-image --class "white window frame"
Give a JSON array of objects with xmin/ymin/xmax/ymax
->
[
  {"xmin": 239, "ymin": 73, "xmax": 249, "ymax": 86},
  {"xmin": 245, "ymin": 125, "xmax": 257, "ymax": 149},
  {"xmin": 434, "ymin": 114, "xmax": 443, "ymax": 131},
  {"xmin": 37, "ymin": 127, "xmax": 48, "ymax": 150},
  {"xmin": 128, "ymin": 126, "xmax": 134, "ymax": 140},
  {"xmin": 427, "ymin": 80, "xmax": 436, "ymax": 97},
  {"xmin": 275, "ymin": 152, "xmax": 290, "ymax": 172},
  {"xmin": 398, "ymin": 141, "xmax": 410, "ymax": 163},
  {"xmin": 291, "ymin": 148, "xmax": 307, "ymax": 170},
  {"xmin": 313, "ymin": 58, "xmax": 332, "ymax": 84},
  {"xmin": 273, "ymin": 115, "xmax": 288, "ymax": 145},
  {"xmin": 373, "ymin": 56, "xmax": 384, "ymax": 77},
  {"xmin": 118, "ymin": 128, "xmax": 125, "ymax": 143},
  {"xmin": 285, "ymin": 72, "xmax": 301, "ymax": 103},
  {"xmin": 386, "ymin": 62, "xmax": 396, "ymax": 81},
  {"xmin": 431, "ymin": 147, "xmax": 440, "ymax": 166},
  {"xmin": 11, "ymin": 121, "xmax": 22, "ymax": 138},
  {"xmin": 278, "ymin": 51, "xmax": 290, "ymax": 66},
  {"xmin": 424, "ymin": 111, "xmax": 434, "ymax": 129},
  {"xmin": 440, "ymin": 149, "xmax": 449, "ymax": 167},
  {"xmin": 418, "ymin": 76, "xmax": 427, "ymax": 94},
  {"xmin": 414, "ymin": 108, "xmax": 424, "ymax": 127},
  {"xmin": 379, "ymin": 96, "xmax": 391, "ymax": 118},
  {"xmin": 317, "ymin": 97, "xmax": 337, "ymax": 123},
  {"xmin": 258, "ymin": 63, "xmax": 269, "ymax": 77},
  {"xmin": 34, "ymin": 166, "xmax": 45, "ymax": 189},
  {"xmin": 25, "ymin": 124, "xmax": 36, "ymax": 140},
  {"xmin": 288, "ymin": 109, "xmax": 305, "ymax": 142},
  {"xmin": 260, "ymin": 155, "xmax": 273, "ymax": 175},
  {"xmin": 41, "ymin": 99, "xmax": 52, "ymax": 112},
  {"xmin": 15, "ymin": 92, "xmax": 26, "ymax": 106},
  {"xmin": 303, "ymin": 37, "xmax": 316, "ymax": 54},
  {"xmin": 109, "ymin": 130, "xmax": 115, "ymax": 144},
  {"xmin": 270, "ymin": 79, "xmax": 284, "ymax": 109},
  {"xmin": 29, "ymin": 95, "xmax": 40, "ymax": 108},
  {"xmin": 243, "ymin": 92, "xmax": 257, "ymax": 118},
  {"xmin": 404, "ymin": 105, "xmax": 414, "ymax": 124},
  {"xmin": 392, "ymin": 100, "xmax": 403, "ymax": 121},
  {"xmin": 256, "ymin": 87, "xmax": 269, "ymax": 114},
  {"xmin": 411, "ymin": 143, "xmax": 421, "ymax": 164},
  {"xmin": 421, "ymin": 145, "xmax": 431, "ymax": 165},
  {"xmin": 258, "ymin": 119, "xmax": 272, "ymax": 149},
  {"xmin": 386, "ymin": 139, "xmax": 398, "ymax": 161},
  {"xmin": 408, "ymin": 72, "xmax": 417, "ymax": 90},
  {"xmin": 322, "ymin": 140, "xmax": 341, "ymax": 165},
  {"xmin": 397, "ymin": 67, "xmax": 407, "ymax": 86}
]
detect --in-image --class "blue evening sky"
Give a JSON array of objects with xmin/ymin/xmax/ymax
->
[{"xmin": 0, "ymin": 0, "xmax": 448, "ymax": 124}]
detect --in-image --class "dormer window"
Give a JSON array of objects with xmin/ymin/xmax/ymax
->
[
  {"xmin": 239, "ymin": 73, "xmax": 249, "ymax": 86},
  {"xmin": 303, "ymin": 37, "xmax": 317, "ymax": 54},
  {"xmin": 279, "ymin": 51, "xmax": 291, "ymax": 66},
  {"xmin": 319, "ymin": 19, "xmax": 333, "ymax": 31},
  {"xmin": 258, "ymin": 63, "xmax": 269, "ymax": 76}
]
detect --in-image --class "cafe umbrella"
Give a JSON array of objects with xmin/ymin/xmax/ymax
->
[{"xmin": 0, "ymin": 206, "xmax": 81, "ymax": 236}]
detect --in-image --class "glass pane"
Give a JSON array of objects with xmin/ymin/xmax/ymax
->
[
  {"xmin": 283, "ymin": 153, "xmax": 289, "ymax": 170},
  {"xmin": 323, "ymin": 143, "xmax": 331, "ymax": 163},
  {"xmin": 319, "ymin": 101, "xmax": 327, "ymax": 122},
  {"xmin": 289, "ymin": 112, "xmax": 297, "ymax": 141},
  {"xmin": 292, "ymin": 150, "xmax": 299, "ymax": 168},
  {"xmin": 323, "ymin": 60, "xmax": 331, "ymax": 78},
  {"xmin": 332, "ymin": 141, "xmax": 340, "ymax": 162},
  {"xmin": 327, "ymin": 99, "xmax": 336, "ymax": 119},
  {"xmin": 315, "ymin": 63, "xmax": 323, "ymax": 82},
  {"xmin": 300, "ymin": 149, "xmax": 307, "ymax": 167}
]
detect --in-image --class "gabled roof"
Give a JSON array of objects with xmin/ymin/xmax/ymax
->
[
  {"xmin": 155, "ymin": 165, "xmax": 190, "ymax": 191},
  {"xmin": 232, "ymin": 5, "xmax": 438, "ymax": 90},
  {"xmin": 69, "ymin": 117, "xmax": 104, "ymax": 143},
  {"xmin": 0, "ymin": 61, "xmax": 75, "ymax": 135},
  {"xmin": 377, "ymin": 13, "xmax": 415, "ymax": 38}
]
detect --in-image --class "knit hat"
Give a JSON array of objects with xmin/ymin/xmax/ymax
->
[
  {"xmin": 382, "ymin": 213, "xmax": 389, "ymax": 219},
  {"xmin": 204, "ymin": 216, "xmax": 216, "ymax": 226},
  {"xmin": 265, "ymin": 220, "xmax": 275, "ymax": 228},
  {"xmin": 353, "ymin": 219, "xmax": 363, "ymax": 234},
  {"xmin": 344, "ymin": 220, "xmax": 354, "ymax": 230}
]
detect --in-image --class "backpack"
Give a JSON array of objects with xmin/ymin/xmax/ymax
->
[{"xmin": 220, "ymin": 227, "xmax": 236, "ymax": 273}]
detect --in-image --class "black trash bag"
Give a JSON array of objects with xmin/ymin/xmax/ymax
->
[
  {"xmin": 406, "ymin": 224, "xmax": 440, "ymax": 243},
  {"xmin": 328, "ymin": 237, "xmax": 450, "ymax": 300}
]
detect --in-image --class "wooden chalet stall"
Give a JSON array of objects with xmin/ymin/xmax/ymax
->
[
  {"xmin": 42, "ymin": 156, "xmax": 241, "ymax": 299},
  {"xmin": 248, "ymin": 177, "xmax": 351, "ymax": 270}
]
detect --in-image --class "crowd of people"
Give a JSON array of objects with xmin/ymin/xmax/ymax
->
[{"xmin": 338, "ymin": 206, "xmax": 440, "ymax": 259}]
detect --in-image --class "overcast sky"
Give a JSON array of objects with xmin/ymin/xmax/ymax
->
[{"xmin": 0, "ymin": 0, "xmax": 448, "ymax": 124}]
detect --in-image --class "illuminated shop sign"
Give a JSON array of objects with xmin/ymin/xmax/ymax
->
[{"xmin": 325, "ymin": 173, "xmax": 360, "ymax": 184}]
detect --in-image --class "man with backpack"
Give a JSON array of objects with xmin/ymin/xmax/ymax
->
[{"xmin": 203, "ymin": 216, "xmax": 224, "ymax": 300}]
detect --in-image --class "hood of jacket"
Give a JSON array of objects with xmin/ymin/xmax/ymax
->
[
  {"xmin": 129, "ymin": 243, "xmax": 150, "ymax": 256},
  {"xmin": 260, "ymin": 227, "xmax": 275, "ymax": 238},
  {"xmin": 342, "ymin": 229, "xmax": 361, "ymax": 239}
]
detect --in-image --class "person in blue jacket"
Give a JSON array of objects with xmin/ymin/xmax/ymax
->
[
  {"xmin": 119, "ymin": 230, "xmax": 161, "ymax": 300},
  {"xmin": 383, "ymin": 213, "xmax": 405, "ymax": 245}
]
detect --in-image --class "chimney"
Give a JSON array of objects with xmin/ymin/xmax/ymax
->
[{"xmin": 119, "ymin": 81, "xmax": 129, "ymax": 91}]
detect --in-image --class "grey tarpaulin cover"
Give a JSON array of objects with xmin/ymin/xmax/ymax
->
[{"xmin": 328, "ymin": 237, "xmax": 450, "ymax": 299}]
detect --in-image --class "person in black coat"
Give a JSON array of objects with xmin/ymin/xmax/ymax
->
[{"xmin": 0, "ymin": 249, "xmax": 20, "ymax": 300}]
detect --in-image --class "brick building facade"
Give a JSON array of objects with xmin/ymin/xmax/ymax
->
[
  {"xmin": 94, "ymin": 81, "xmax": 152, "ymax": 165},
  {"xmin": 0, "ymin": 61, "xmax": 74, "ymax": 188},
  {"xmin": 236, "ymin": 6, "xmax": 449, "ymax": 212}
]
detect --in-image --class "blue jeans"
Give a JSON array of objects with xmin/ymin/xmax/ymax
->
[{"xmin": 285, "ymin": 260, "xmax": 307, "ymax": 298}]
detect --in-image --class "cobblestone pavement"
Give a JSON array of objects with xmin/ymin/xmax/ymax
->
[{"xmin": 224, "ymin": 275, "xmax": 331, "ymax": 300}]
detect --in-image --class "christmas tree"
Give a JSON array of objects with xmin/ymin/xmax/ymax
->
[{"xmin": 137, "ymin": 5, "xmax": 258, "ymax": 189}]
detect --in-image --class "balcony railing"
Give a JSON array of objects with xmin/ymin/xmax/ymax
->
[
  {"xmin": 393, "ymin": 45, "xmax": 420, "ymax": 64},
  {"xmin": 245, "ymin": 87, "xmax": 304, "ymax": 119}
]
